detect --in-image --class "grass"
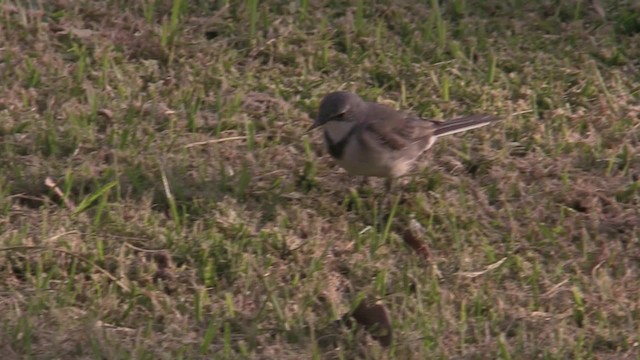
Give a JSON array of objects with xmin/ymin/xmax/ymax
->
[{"xmin": 1, "ymin": 0, "xmax": 639, "ymax": 358}]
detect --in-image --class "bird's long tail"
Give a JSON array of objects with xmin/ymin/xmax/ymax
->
[{"xmin": 433, "ymin": 114, "xmax": 497, "ymax": 137}]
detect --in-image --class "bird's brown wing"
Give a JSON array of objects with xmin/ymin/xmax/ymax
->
[{"xmin": 362, "ymin": 103, "xmax": 436, "ymax": 152}]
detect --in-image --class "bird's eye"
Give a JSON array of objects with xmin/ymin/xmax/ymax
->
[{"xmin": 332, "ymin": 111, "xmax": 346, "ymax": 120}]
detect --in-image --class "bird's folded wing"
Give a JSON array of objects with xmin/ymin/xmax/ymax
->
[{"xmin": 363, "ymin": 114, "xmax": 436, "ymax": 151}]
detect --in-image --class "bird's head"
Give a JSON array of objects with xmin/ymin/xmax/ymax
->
[{"xmin": 306, "ymin": 91, "xmax": 365, "ymax": 132}]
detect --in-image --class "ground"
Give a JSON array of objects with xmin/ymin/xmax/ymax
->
[{"xmin": 1, "ymin": 0, "xmax": 639, "ymax": 359}]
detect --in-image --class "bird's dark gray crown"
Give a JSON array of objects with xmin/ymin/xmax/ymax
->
[{"xmin": 317, "ymin": 91, "xmax": 365, "ymax": 125}]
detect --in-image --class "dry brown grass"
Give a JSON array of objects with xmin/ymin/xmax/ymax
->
[{"xmin": 1, "ymin": 0, "xmax": 639, "ymax": 358}]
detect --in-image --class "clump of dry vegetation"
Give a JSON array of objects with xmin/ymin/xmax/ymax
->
[{"xmin": 1, "ymin": 0, "xmax": 639, "ymax": 358}]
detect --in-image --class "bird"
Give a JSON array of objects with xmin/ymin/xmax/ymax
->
[{"xmin": 306, "ymin": 91, "xmax": 498, "ymax": 190}]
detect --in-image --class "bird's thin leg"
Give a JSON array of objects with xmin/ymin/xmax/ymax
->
[
  {"xmin": 378, "ymin": 177, "xmax": 395, "ymax": 226},
  {"xmin": 384, "ymin": 178, "xmax": 394, "ymax": 193}
]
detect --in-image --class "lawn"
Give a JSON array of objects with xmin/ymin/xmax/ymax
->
[{"xmin": 1, "ymin": 0, "xmax": 639, "ymax": 358}]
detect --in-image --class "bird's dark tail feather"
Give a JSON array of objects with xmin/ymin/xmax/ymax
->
[{"xmin": 433, "ymin": 114, "xmax": 497, "ymax": 137}]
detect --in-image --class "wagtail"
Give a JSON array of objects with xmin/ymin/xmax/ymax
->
[{"xmin": 307, "ymin": 91, "xmax": 498, "ymax": 190}]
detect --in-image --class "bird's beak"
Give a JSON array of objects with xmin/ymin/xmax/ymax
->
[{"xmin": 305, "ymin": 118, "xmax": 321, "ymax": 134}]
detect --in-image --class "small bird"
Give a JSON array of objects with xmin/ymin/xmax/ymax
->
[{"xmin": 307, "ymin": 91, "xmax": 498, "ymax": 190}]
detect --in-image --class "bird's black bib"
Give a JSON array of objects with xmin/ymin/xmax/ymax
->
[{"xmin": 324, "ymin": 127, "xmax": 358, "ymax": 160}]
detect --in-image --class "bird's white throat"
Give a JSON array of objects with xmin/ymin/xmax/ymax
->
[{"xmin": 324, "ymin": 120, "xmax": 356, "ymax": 143}]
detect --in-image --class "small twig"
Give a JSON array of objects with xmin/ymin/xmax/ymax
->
[
  {"xmin": 510, "ymin": 109, "xmax": 533, "ymax": 117},
  {"xmin": 542, "ymin": 278, "xmax": 570, "ymax": 298},
  {"xmin": 251, "ymin": 169, "xmax": 289, "ymax": 180},
  {"xmin": 0, "ymin": 245, "xmax": 130, "ymax": 293},
  {"xmin": 184, "ymin": 136, "xmax": 249, "ymax": 148},
  {"xmin": 94, "ymin": 321, "xmax": 136, "ymax": 333},
  {"xmin": 159, "ymin": 165, "xmax": 175, "ymax": 206},
  {"xmin": 431, "ymin": 59, "xmax": 457, "ymax": 66},
  {"xmin": 44, "ymin": 176, "xmax": 77, "ymax": 211},
  {"xmin": 455, "ymin": 257, "xmax": 507, "ymax": 278},
  {"xmin": 123, "ymin": 242, "xmax": 166, "ymax": 253},
  {"xmin": 7, "ymin": 194, "xmax": 50, "ymax": 204}
]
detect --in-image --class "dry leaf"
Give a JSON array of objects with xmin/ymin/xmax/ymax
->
[
  {"xmin": 97, "ymin": 108, "xmax": 113, "ymax": 120},
  {"xmin": 69, "ymin": 27, "xmax": 95, "ymax": 39},
  {"xmin": 350, "ymin": 301, "xmax": 393, "ymax": 347},
  {"xmin": 402, "ymin": 219, "xmax": 430, "ymax": 260},
  {"xmin": 592, "ymin": 0, "xmax": 606, "ymax": 19}
]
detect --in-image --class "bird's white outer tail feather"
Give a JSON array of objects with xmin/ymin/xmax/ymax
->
[{"xmin": 432, "ymin": 115, "xmax": 495, "ymax": 138}]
